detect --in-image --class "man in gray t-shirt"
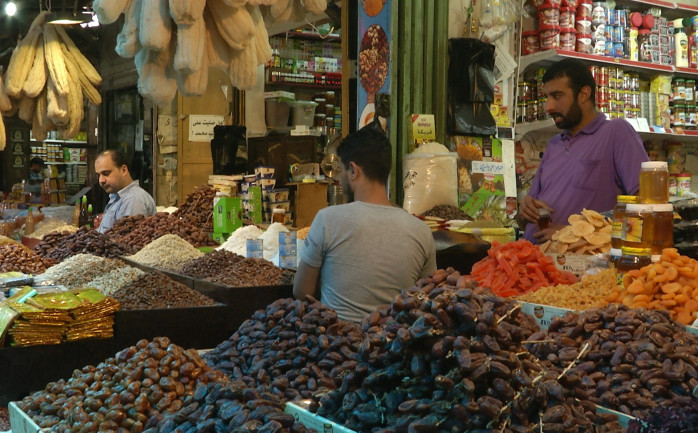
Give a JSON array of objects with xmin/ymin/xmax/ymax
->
[{"xmin": 293, "ymin": 128, "xmax": 436, "ymax": 324}]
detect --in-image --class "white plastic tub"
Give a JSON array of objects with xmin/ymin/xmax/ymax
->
[{"xmin": 290, "ymin": 101, "xmax": 318, "ymax": 127}]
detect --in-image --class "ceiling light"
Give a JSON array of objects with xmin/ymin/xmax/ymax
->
[
  {"xmin": 47, "ymin": 10, "xmax": 86, "ymax": 25},
  {"xmin": 4, "ymin": 2, "xmax": 17, "ymax": 17}
]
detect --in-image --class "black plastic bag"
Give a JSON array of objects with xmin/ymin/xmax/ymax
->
[
  {"xmin": 447, "ymin": 38, "xmax": 497, "ymax": 136},
  {"xmin": 210, "ymin": 125, "xmax": 247, "ymax": 175}
]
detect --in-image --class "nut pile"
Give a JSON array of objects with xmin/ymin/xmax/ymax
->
[
  {"xmin": 26, "ymin": 218, "xmax": 78, "ymax": 239},
  {"xmin": 152, "ymin": 380, "xmax": 315, "ymax": 433},
  {"xmin": 179, "ymin": 250, "xmax": 294, "ymax": 287},
  {"xmin": 526, "ymin": 304, "xmax": 698, "ymax": 418},
  {"xmin": 125, "ymin": 234, "xmax": 204, "ymax": 272},
  {"xmin": 421, "ymin": 204, "xmax": 471, "ymax": 220},
  {"xmin": 41, "ymin": 254, "xmax": 127, "ymax": 288},
  {"xmin": 16, "ymin": 337, "xmax": 226, "ymax": 431},
  {"xmin": 540, "ymin": 209, "xmax": 612, "ymax": 255},
  {"xmin": 112, "ymin": 273, "xmax": 217, "ymax": 310},
  {"xmin": 103, "ymin": 214, "xmax": 147, "ymax": 239},
  {"xmin": 516, "ymin": 268, "xmax": 619, "ymax": 310},
  {"xmin": 317, "ymin": 268, "xmax": 622, "ymax": 433},
  {"xmin": 34, "ymin": 227, "xmax": 134, "ymax": 263},
  {"xmin": 115, "ymin": 213, "xmax": 218, "ymax": 251},
  {"xmin": 173, "ymin": 185, "xmax": 217, "ymax": 232},
  {"xmin": 204, "ymin": 297, "xmax": 363, "ymax": 402},
  {"xmin": 0, "ymin": 406, "xmax": 9, "ymax": 431},
  {"xmin": 86, "ymin": 266, "xmax": 145, "ymax": 296},
  {"xmin": 0, "ymin": 243, "xmax": 53, "ymax": 274}
]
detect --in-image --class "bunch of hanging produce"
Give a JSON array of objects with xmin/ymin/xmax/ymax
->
[
  {"xmin": 92, "ymin": 0, "xmax": 329, "ymax": 104},
  {"xmin": 0, "ymin": 72, "xmax": 7, "ymax": 151},
  {"xmin": 1, "ymin": 12, "xmax": 102, "ymax": 141}
]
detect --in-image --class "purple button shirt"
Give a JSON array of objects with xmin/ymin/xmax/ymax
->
[{"xmin": 523, "ymin": 113, "xmax": 649, "ymax": 243}]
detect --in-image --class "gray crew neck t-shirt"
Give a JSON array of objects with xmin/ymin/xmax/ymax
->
[{"xmin": 301, "ymin": 201, "xmax": 436, "ymax": 323}]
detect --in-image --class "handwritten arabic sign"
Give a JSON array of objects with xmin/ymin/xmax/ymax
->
[
  {"xmin": 471, "ymin": 160, "xmax": 505, "ymax": 175},
  {"xmin": 188, "ymin": 115, "xmax": 224, "ymax": 142}
]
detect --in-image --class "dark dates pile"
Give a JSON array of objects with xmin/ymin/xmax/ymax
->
[
  {"xmin": 316, "ymin": 268, "xmax": 622, "ymax": 433},
  {"xmin": 179, "ymin": 250, "xmax": 294, "ymax": 287},
  {"xmin": 34, "ymin": 227, "xmax": 134, "ymax": 263},
  {"xmin": 17, "ymin": 337, "xmax": 226, "ymax": 431},
  {"xmin": 148, "ymin": 380, "xmax": 316, "ymax": 433},
  {"xmin": 204, "ymin": 297, "xmax": 364, "ymax": 402},
  {"xmin": 112, "ymin": 273, "xmax": 218, "ymax": 310},
  {"xmin": 172, "ymin": 185, "xmax": 217, "ymax": 232},
  {"xmin": 104, "ymin": 214, "xmax": 147, "ymax": 240},
  {"xmin": 115, "ymin": 213, "xmax": 218, "ymax": 251},
  {"xmin": 527, "ymin": 304, "xmax": 698, "ymax": 418}
]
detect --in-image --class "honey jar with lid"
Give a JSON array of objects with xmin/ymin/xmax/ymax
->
[
  {"xmin": 612, "ymin": 195, "xmax": 638, "ymax": 249},
  {"xmin": 622, "ymin": 203, "xmax": 674, "ymax": 257},
  {"xmin": 639, "ymin": 161, "xmax": 669, "ymax": 204},
  {"xmin": 616, "ymin": 246, "xmax": 652, "ymax": 279}
]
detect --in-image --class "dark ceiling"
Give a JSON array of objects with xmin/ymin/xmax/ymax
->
[{"xmin": 0, "ymin": 1, "xmax": 100, "ymax": 69}]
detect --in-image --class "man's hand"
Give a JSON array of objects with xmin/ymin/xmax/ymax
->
[
  {"xmin": 532, "ymin": 224, "xmax": 566, "ymax": 243},
  {"xmin": 520, "ymin": 195, "xmax": 554, "ymax": 224}
]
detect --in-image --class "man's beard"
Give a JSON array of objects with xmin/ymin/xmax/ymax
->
[{"xmin": 550, "ymin": 97, "xmax": 583, "ymax": 130}]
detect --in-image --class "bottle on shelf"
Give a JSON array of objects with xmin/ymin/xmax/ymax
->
[
  {"xmin": 87, "ymin": 204, "xmax": 93, "ymax": 229},
  {"xmin": 79, "ymin": 196, "xmax": 88, "ymax": 227},
  {"xmin": 25, "ymin": 208, "xmax": 35, "ymax": 235},
  {"xmin": 674, "ymin": 18, "xmax": 689, "ymax": 68}
]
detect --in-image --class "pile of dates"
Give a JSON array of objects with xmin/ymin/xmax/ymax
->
[
  {"xmin": 17, "ymin": 337, "xmax": 226, "ymax": 431},
  {"xmin": 204, "ymin": 297, "xmax": 364, "ymax": 402},
  {"xmin": 173, "ymin": 185, "xmax": 217, "ymax": 232},
  {"xmin": 0, "ymin": 243, "xmax": 53, "ymax": 274},
  {"xmin": 147, "ymin": 380, "xmax": 316, "ymax": 433},
  {"xmin": 527, "ymin": 304, "xmax": 698, "ymax": 418},
  {"xmin": 115, "ymin": 213, "xmax": 219, "ymax": 251},
  {"xmin": 34, "ymin": 227, "xmax": 134, "ymax": 263},
  {"xmin": 112, "ymin": 273, "xmax": 217, "ymax": 310},
  {"xmin": 316, "ymin": 268, "xmax": 623, "ymax": 433},
  {"xmin": 179, "ymin": 251, "xmax": 294, "ymax": 287},
  {"xmin": 104, "ymin": 215, "xmax": 147, "ymax": 240}
]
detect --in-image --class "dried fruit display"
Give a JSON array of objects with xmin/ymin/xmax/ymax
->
[
  {"xmin": 103, "ymin": 214, "xmax": 147, "ymax": 240},
  {"xmin": 115, "ymin": 212, "xmax": 218, "ymax": 251},
  {"xmin": 16, "ymin": 337, "xmax": 226, "ymax": 431},
  {"xmin": 607, "ymin": 248, "xmax": 698, "ymax": 325},
  {"xmin": 527, "ymin": 304, "xmax": 698, "ymax": 418},
  {"xmin": 0, "ymin": 243, "xmax": 53, "ymax": 274},
  {"xmin": 204, "ymin": 297, "xmax": 363, "ymax": 402},
  {"xmin": 628, "ymin": 400, "xmax": 698, "ymax": 433},
  {"xmin": 172, "ymin": 185, "xmax": 216, "ymax": 232},
  {"xmin": 316, "ymin": 268, "xmax": 621, "ymax": 432},
  {"xmin": 33, "ymin": 227, "xmax": 134, "ymax": 263},
  {"xmin": 179, "ymin": 250, "xmax": 293, "ymax": 287},
  {"xmin": 112, "ymin": 273, "xmax": 217, "ymax": 310},
  {"xmin": 470, "ymin": 239, "xmax": 577, "ymax": 296},
  {"xmin": 540, "ymin": 209, "xmax": 613, "ymax": 255}
]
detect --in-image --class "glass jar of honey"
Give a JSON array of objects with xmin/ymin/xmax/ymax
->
[
  {"xmin": 622, "ymin": 203, "xmax": 674, "ymax": 257},
  {"xmin": 616, "ymin": 246, "xmax": 652, "ymax": 279},
  {"xmin": 639, "ymin": 161, "xmax": 669, "ymax": 204},
  {"xmin": 611, "ymin": 195, "xmax": 638, "ymax": 249}
]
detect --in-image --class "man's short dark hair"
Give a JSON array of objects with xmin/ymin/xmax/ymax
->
[
  {"xmin": 30, "ymin": 157, "xmax": 44, "ymax": 167},
  {"xmin": 337, "ymin": 128, "xmax": 392, "ymax": 185},
  {"xmin": 98, "ymin": 149, "xmax": 129, "ymax": 171},
  {"xmin": 542, "ymin": 58, "xmax": 596, "ymax": 106}
]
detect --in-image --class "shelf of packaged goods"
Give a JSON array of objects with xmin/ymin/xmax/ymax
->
[
  {"xmin": 520, "ymin": 49, "xmax": 678, "ymax": 76},
  {"xmin": 285, "ymin": 31, "xmax": 341, "ymax": 41},
  {"xmin": 45, "ymin": 161, "xmax": 87, "ymax": 165},
  {"xmin": 617, "ymin": 0, "xmax": 698, "ymax": 19},
  {"xmin": 265, "ymin": 81, "xmax": 341, "ymax": 90},
  {"xmin": 30, "ymin": 139, "xmax": 87, "ymax": 144}
]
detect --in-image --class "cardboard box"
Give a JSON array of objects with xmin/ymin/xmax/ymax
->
[{"xmin": 213, "ymin": 196, "xmax": 242, "ymax": 233}]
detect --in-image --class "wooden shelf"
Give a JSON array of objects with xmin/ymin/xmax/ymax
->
[
  {"xmin": 45, "ymin": 161, "xmax": 87, "ymax": 165},
  {"xmin": 265, "ymin": 82, "xmax": 341, "ymax": 90}
]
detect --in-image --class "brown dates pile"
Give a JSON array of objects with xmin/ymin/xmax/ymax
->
[
  {"xmin": 316, "ymin": 268, "xmax": 623, "ymax": 433},
  {"xmin": 179, "ymin": 250, "xmax": 294, "ymax": 287},
  {"xmin": 112, "ymin": 273, "xmax": 217, "ymax": 310},
  {"xmin": 204, "ymin": 297, "xmax": 364, "ymax": 402},
  {"xmin": 16, "ymin": 337, "xmax": 226, "ymax": 432},
  {"xmin": 526, "ymin": 304, "xmax": 698, "ymax": 418},
  {"xmin": 147, "ymin": 380, "xmax": 316, "ymax": 433},
  {"xmin": 172, "ymin": 185, "xmax": 217, "ymax": 232},
  {"xmin": 115, "ymin": 213, "xmax": 218, "ymax": 251},
  {"xmin": 0, "ymin": 243, "xmax": 53, "ymax": 274},
  {"xmin": 34, "ymin": 227, "xmax": 134, "ymax": 263},
  {"xmin": 104, "ymin": 214, "xmax": 147, "ymax": 240}
]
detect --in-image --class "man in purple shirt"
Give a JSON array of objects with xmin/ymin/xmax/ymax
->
[{"xmin": 520, "ymin": 59, "xmax": 649, "ymax": 244}]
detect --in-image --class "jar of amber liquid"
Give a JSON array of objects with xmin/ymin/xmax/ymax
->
[
  {"xmin": 616, "ymin": 246, "xmax": 652, "ymax": 282},
  {"xmin": 611, "ymin": 195, "xmax": 638, "ymax": 249},
  {"xmin": 639, "ymin": 161, "xmax": 669, "ymax": 204},
  {"xmin": 623, "ymin": 203, "xmax": 674, "ymax": 256}
]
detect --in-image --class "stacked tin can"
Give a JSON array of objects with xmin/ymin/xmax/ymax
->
[
  {"xmin": 589, "ymin": 66, "xmax": 641, "ymax": 119},
  {"xmin": 670, "ymin": 78, "xmax": 697, "ymax": 130},
  {"xmin": 516, "ymin": 68, "xmax": 549, "ymax": 124}
]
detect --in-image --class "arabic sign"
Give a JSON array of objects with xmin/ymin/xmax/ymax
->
[{"xmin": 188, "ymin": 115, "xmax": 224, "ymax": 142}]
